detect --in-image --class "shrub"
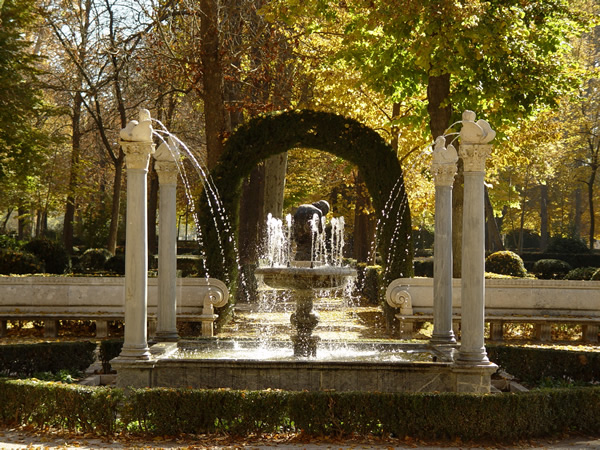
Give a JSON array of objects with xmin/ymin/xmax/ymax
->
[
  {"xmin": 104, "ymin": 254, "xmax": 125, "ymax": 275},
  {"xmin": 564, "ymin": 267, "xmax": 598, "ymax": 281},
  {"xmin": 532, "ymin": 259, "xmax": 572, "ymax": 280},
  {"xmin": 485, "ymin": 251, "xmax": 527, "ymax": 277},
  {"xmin": 487, "ymin": 345, "xmax": 600, "ymax": 384},
  {"xmin": 0, "ymin": 342, "xmax": 97, "ymax": 377},
  {"xmin": 504, "ymin": 229, "xmax": 541, "ymax": 250},
  {"xmin": 413, "ymin": 258, "xmax": 434, "ymax": 277},
  {"xmin": 0, "ymin": 234, "xmax": 21, "ymax": 249},
  {"xmin": 77, "ymin": 248, "xmax": 112, "ymax": 272},
  {"xmin": 0, "ymin": 379, "xmax": 122, "ymax": 434},
  {"xmin": 546, "ymin": 236, "xmax": 590, "ymax": 254},
  {"xmin": 355, "ymin": 264, "xmax": 382, "ymax": 305},
  {"xmin": 1, "ymin": 378, "xmax": 600, "ymax": 441},
  {"xmin": 99, "ymin": 339, "xmax": 123, "ymax": 373},
  {"xmin": 0, "ymin": 249, "xmax": 43, "ymax": 274},
  {"xmin": 22, "ymin": 238, "xmax": 69, "ymax": 274},
  {"xmin": 592, "ymin": 268, "xmax": 600, "ymax": 281}
]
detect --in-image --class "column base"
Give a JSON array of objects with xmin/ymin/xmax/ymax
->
[
  {"xmin": 117, "ymin": 343, "xmax": 151, "ymax": 360},
  {"xmin": 111, "ymin": 357, "xmax": 156, "ymax": 389},
  {"xmin": 154, "ymin": 331, "xmax": 179, "ymax": 342},
  {"xmin": 456, "ymin": 347, "xmax": 490, "ymax": 365},
  {"xmin": 452, "ymin": 362, "xmax": 498, "ymax": 393},
  {"xmin": 430, "ymin": 331, "xmax": 456, "ymax": 345}
]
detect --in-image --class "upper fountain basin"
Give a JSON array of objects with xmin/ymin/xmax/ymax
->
[{"xmin": 255, "ymin": 265, "xmax": 357, "ymax": 290}]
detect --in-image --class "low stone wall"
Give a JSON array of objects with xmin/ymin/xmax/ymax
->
[
  {"xmin": 386, "ymin": 277, "xmax": 600, "ymax": 342},
  {"xmin": 387, "ymin": 277, "xmax": 600, "ymax": 316},
  {"xmin": 0, "ymin": 276, "xmax": 228, "ymax": 337}
]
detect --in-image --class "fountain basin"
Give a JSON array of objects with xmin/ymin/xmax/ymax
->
[
  {"xmin": 112, "ymin": 340, "xmax": 495, "ymax": 393},
  {"xmin": 255, "ymin": 266, "xmax": 356, "ymax": 290}
]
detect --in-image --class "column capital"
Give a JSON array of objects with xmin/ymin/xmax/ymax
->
[
  {"xmin": 155, "ymin": 160, "xmax": 178, "ymax": 184},
  {"xmin": 121, "ymin": 141, "xmax": 155, "ymax": 171},
  {"xmin": 154, "ymin": 136, "xmax": 179, "ymax": 184},
  {"xmin": 459, "ymin": 143, "xmax": 492, "ymax": 172},
  {"xmin": 432, "ymin": 163, "xmax": 458, "ymax": 186},
  {"xmin": 432, "ymin": 136, "xmax": 458, "ymax": 186}
]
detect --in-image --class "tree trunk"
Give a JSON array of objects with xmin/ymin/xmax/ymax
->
[
  {"xmin": 1, "ymin": 208, "xmax": 12, "ymax": 233},
  {"xmin": 107, "ymin": 152, "xmax": 124, "ymax": 254},
  {"xmin": 427, "ymin": 74, "xmax": 452, "ymax": 142},
  {"xmin": 588, "ymin": 165, "xmax": 597, "ymax": 249},
  {"xmin": 200, "ymin": 0, "xmax": 226, "ymax": 170},
  {"xmin": 517, "ymin": 185, "xmax": 530, "ymax": 254},
  {"xmin": 237, "ymin": 165, "xmax": 265, "ymax": 303},
  {"xmin": 353, "ymin": 172, "xmax": 375, "ymax": 263},
  {"xmin": 452, "ymin": 161, "xmax": 464, "ymax": 278},
  {"xmin": 63, "ymin": 90, "xmax": 83, "ymax": 254},
  {"xmin": 427, "ymin": 73, "xmax": 459, "ymax": 274},
  {"xmin": 574, "ymin": 186, "xmax": 583, "ymax": 238},
  {"xmin": 263, "ymin": 154, "xmax": 287, "ymax": 219},
  {"xmin": 540, "ymin": 183, "xmax": 549, "ymax": 251},
  {"xmin": 484, "ymin": 187, "xmax": 503, "ymax": 252},
  {"xmin": 148, "ymin": 159, "xmax": 159, "ymax": 257}
]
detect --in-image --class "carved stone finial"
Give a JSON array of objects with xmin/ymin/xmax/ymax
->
[
  {"xmin": 431, "ymin": 136, "xmax": 458, "ymax": 186},
  {"xmin": 120, "ymin": 108, "xmax": 153, "ymax": 143},
  {"xmin": 460, "ymin": 110, "xmax": 496, "ymax": 144},
  {"xmin": 154, "ymin": 136, "xmax": 179, "ymax": 162}
]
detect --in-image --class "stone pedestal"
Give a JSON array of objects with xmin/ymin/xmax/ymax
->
[
  {"xmin": 117, "ymin": 139, "xmax": 154, "ymax": 360},
  {"xmin": 154, "ymin": 138, "xmax": 179, "ymax": 342},
  {"xmin": 431, "ymin": 137, "xmax": 457, "ymax": 345},
  {"xmin": 290, "ymin": 290, "xmax": 320, "ymax": 357}
]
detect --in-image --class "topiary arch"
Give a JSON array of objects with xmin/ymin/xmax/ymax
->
[{"xmin": 198, "ymin": 109, "xmax": 413, "ymax": 295}]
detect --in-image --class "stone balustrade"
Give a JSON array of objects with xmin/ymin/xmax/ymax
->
[
  {"xmin": 0, "ymin": 276, "xmax": 228, "ymax": 338},
  {"xmin": 386, "ymin": 277, "xmax": 600, "ymax": 342}
]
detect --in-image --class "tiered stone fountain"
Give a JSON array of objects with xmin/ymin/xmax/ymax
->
[{"xmin": 255, "ymin": 201, "xmax": 356, "ymax": 357}]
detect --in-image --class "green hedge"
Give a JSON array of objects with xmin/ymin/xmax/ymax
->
[
  {"xmin": 488, "ymin": 345, "xmax": 600, "ymax": 383},
  {"xmin": 1, "ymin": 379, "xmax": 600, "ymax": 441},
  {"xmin": 355, "ymin": 263, "xmax": 383, "ymax": 305},
  {"xmin": 0, "ymin": 342, "xmax": 97, "ymax": 377},
  {"xmin": 0, "ymin": 379, "xmax": 122, "ymax": 434},
  {"xmin": 520, "ymin": 252, "xmax": 600, "ymax": 269},
  {"xmin": 99, "ymin": 339, "xmax": 123, "ymax": 373}
]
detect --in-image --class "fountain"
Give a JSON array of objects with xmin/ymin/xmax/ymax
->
[
  {"xmin": 255, "ymin": 202, "xmax": 356, "ymax": 357},
  {"xmin": 112, "ymin": 109, "xmax": 496, "ymax": 394}
]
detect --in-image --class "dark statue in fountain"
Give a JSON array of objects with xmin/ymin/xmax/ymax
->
[
  {"xmin": 292, "ymin": 200, "xmax": 330, "ymax": 261},
  {"xmin": 255, "ymin": 200, "xmax": 356, "ymax": 358}
]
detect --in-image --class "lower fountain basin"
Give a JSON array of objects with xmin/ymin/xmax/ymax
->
[
  {"xmin": 113, "ymin": 339, "xmax": 496, "ymax": 393},
  {"xmin": 255, "ymin": 265, "xmax": 357, "ymax": 290}
]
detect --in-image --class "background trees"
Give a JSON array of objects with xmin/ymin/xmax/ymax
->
[{"xmin": 1, "ymin": 0, "xmax": 599, "ymax": 267}]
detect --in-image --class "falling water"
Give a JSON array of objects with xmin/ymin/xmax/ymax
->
[{"xmin": 150, "ymin": 123, "xmax": 239, "ymax": 285}]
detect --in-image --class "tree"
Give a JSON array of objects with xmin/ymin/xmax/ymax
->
[
  {"xmin": 42, "ymin": 0, "xmax": 159, "ymax": 253},
  {"xmin": 274, "ymin": 0, "xmax": 589, "ymax": 272},
  {"xmin": 0, "ymin": 0, "xmax": 53, "ymax": 190}
]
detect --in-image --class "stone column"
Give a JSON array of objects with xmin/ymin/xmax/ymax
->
[
  {"xmin": 431, "ymin": 137, "xmax": 457, "ymax": 345},
  {"xmin": 457, "ymin": 111, "xmax": 494, "ymax": 365},
  {"xmin": 154, "ymin": 137, "xmax": 179, "ymax": 342},
  {"xmin": 117, "ymin": 110, "xmax": 154, "ymax": 360}
]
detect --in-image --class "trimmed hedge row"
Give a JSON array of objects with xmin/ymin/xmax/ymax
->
[
  {"xmin": 1, "ymin": 378, "xmax": 600, "ymax": 441},
  {"xmin": 0, "ymin": 342, "xmax": 97, "ymax": 377},
  {"xmin": 0, "ymin": 379, "xmax": 122, "ymax": 434},
  {"xmin": 521, "ymin": 252, "xmax": 600, "ymax": 269},
  {"xmin": 488, "ymin": 345, "xmax": 600, "ymax": 383}
]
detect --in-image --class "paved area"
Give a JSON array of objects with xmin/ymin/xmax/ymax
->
[{"xmin": 1, "ymin": 427, "xmax": 600, "ymax": 449}]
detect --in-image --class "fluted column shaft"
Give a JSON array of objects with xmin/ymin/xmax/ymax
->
[
  {"xmin": 119, "ymin": 141, "xmax": 154, "ymax": 360},
  {"xmin": 431, "ymin": 144, "xmax": 457, "ymax": 345},
  {"xmin": 155, "ymin": 158, "xmax": 179, "ymax": 341},
  {"xmin": 457, "ymin": 143, "xmax": 491, "ymax": 365}
]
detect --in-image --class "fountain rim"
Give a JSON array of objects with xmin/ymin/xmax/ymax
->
[{"xmin": 254, "ymin": 265, "xmax": 357, "ymax": 276}]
